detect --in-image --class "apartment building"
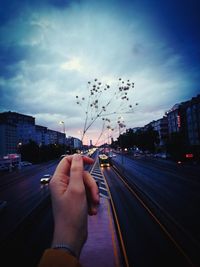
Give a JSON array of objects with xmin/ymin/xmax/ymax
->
[
  {"xmin": 0, "ymin": 111, "xmax": 67, "ymax": 156},
  {"xmin": 0, "ymin": 122, "xmax": 17, "ymax": 156},
  {"xmin": 186, "ymin": 95, "xmax": 200, "ymax": 146}
]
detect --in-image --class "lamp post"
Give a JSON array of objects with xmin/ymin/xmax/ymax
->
[
  {"xmin": 107, "ymin": 126, "xmax": 113, "ymax": 155},
  {"xmin": 17, "ymin": 142, "xmax": 22, "ymax": 170},
  {"xmin": 78, "ymin": 130, "xmax": 84, "ymax": 152},
  {"xmin": 117, "ymin": 117, "xmax": 126, "ymax": 172}
]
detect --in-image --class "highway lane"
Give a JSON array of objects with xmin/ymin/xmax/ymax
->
[
  {"xmin": 112, "ymin": 155, "xmax": 200, "ymax": 247},
  {"xmin": 103, "ymin": 154, "xmax": 200, "ymax": 267},
  {"xmin": 0, "ymin": 160, "xmax": 58, "ymax": 243},
  {"xmin": 0, "ymin": 195, "xmax": 54, "ymax": 267}
]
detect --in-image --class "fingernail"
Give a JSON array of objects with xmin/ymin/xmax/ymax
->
[{"xmin": 73, "ymin": 153, "xmax": 82, "ymax": 161}]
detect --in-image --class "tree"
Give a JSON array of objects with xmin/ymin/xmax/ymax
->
[
  {"xmin": 19, "ymin": 140, "xmax": 39, "ymax": 163},
  {"xmin": 19, "ymin": 141, "xmax": 67, "ymax": 163},
  {"xmin": 166, "ymin": 132, "xmax": 186, "ymax": 160},
  {"xmin": 114, "ymin": 126, "xmax": 159, "ymax": 152}
]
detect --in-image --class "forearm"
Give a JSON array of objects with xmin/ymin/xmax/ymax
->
[{"xmin": 50, "ymin": 190, "xmax": 88, "ymax": 258}]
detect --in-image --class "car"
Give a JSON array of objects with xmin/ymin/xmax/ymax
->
[
  {"xmin": 154, "ymin": 152, "xmax": 170, "ymax": 159},
  {"xmin": 0, "ymin": 200, "xmax": 7, "ymax": 212},
  {"xmin": 20, "ymin": 161, "xmax": 32, "ymax": 166},
  {"xmin": 99, "ymin": 154, "xmax": 111, "ymax": 167},
  {"xmin": 40, "ymin": 174, "xmax": 52, "ymax": 184}
]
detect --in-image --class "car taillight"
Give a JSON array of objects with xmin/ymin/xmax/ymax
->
[{"xmin": 185, "ymin": 153, "xmax": 193, "ymax": 158}]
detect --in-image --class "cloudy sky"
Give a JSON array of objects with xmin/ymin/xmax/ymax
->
[{"xmin": 0, "ymin": 0, "xmax": 200, "ymax": 145}]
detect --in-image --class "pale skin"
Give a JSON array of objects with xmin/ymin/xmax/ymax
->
[{"xmin": 50, "ymin": 154, "xmax": 100, "ymax": 258}]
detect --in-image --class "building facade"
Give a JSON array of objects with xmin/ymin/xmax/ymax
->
[
  {"xmin": 0, "ymin": 123, "xmax": 17, "ymax": 156},
  {"xmin": 35, "ymin": 125, "xmax": 48, "ymax": 146},
  {"xmin": 144, "ymin": 116, "xmax": 168, "ymax": 148},
  {"xmin": 66, "ymin": 136, "xmax": 82, "ymax": 149},
  {"xmin": 0, "ymin": 111, "xmax": 67, "ymax": 156},
  {"xmin": 186, "ymin": 95, "xmax": 200, "ymax": 146},
  {"xmin": 0, "ymin": 111, "xmax": 35, "ymax": 145}
]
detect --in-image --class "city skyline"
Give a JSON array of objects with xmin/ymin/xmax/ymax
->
[
  {"xmin": 0, "ymin": 0, "xmax": 200, "ymax": 145},
  {"xmin": 1, "ymin": 91, "xmax": 199, "ymax": 147}
]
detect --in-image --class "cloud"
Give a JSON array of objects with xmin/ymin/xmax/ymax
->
[
  {"xmin": 61, "ymin": 57, "xmax": 83, "ymax": 72},
  {"xmin": 0, "ymin": 0, "xmax": 199, "ymax": 145}
]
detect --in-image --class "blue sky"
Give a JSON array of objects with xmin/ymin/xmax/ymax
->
[{"xmin": 0, "ymin": 0, "xmax": 199, "ymax": 145}]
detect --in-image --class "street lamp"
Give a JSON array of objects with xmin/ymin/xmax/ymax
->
[
  {"xmin": 17, "ymin": 142, "xmax": 22, "ymax": 170},
  {"xmin": 117, "ymin": 117, "xmax": 126, "ymax": 172},
  {"xmin": 117, "ymin": 117, "xmax": 126, "ymax": 144},
  {"xmin": 108, "ymin": 127, "xmax": 114, "ymax": 145}
]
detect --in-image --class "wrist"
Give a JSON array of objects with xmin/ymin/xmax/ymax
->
[
  {"xmin": 51, "ymin": 244, "xmax": 78, "ymax": 258},
  {"xmin": 52, "ymin": 222, "xmax": 86, "ymax": 258},
  {"xmin": 52, "ymin": 232, "xmax": 82, "ymax": 258}
]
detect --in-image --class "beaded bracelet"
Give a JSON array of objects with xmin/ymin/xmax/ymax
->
[{"xmin": 52, "ymin": 244, "xmax": 77, "ymax": 258}]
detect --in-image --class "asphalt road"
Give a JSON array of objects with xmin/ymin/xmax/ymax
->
[
  {"xmin": 103, "ymin": 154, "xmax": 200, "ymax": 267},
  {"xmin": 0, "ymin": 160, "xmax": 58, "ymax": 240},
  {"xmin": 0, "ymin": 153, "xmax": 199, "ymax": 267}
]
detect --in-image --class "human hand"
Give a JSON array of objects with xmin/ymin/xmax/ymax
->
[{"xmin": 50, "ymin": 154, "xmax": 99, "ymax": 258}]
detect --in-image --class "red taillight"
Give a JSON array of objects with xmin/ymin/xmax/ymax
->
[{"xmin": 185, "ymin": 153, "xmax": 193, "ymax": 158}]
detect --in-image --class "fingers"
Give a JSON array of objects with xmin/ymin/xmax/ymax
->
[
  {"xmin": 50, "ymin": 156, "xmax": 72, "ymax": 197},
  {"xmin": 50, "ymin": 154, "xmax": 98, "ymax": 211},
  {"xmin": 54, "ymin": 156, "xmax": 72, "ymax": 177},
  {"xmin": 68, "ymin": 154, "xmax": 84, "ymax": 189},
  {"xmin": 50, "ymin": 154, "xmax": 85, "ymax": 195},
  {"xmin": 53, "ymin": 154, "xmax": 94, "ymax": 178},
  {"xmin": 83, "ymin": 171, "xmax": 100, "ymax": 215},
  {"xmin": 82, "ymin": 156, "xmax": 95, "ymax": 165}
]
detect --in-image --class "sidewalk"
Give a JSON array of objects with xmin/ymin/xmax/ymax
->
[{"xmin": 80, "ymin": 197, "xmax": 124, "ymax": 267}]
